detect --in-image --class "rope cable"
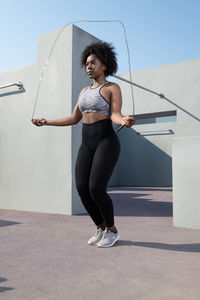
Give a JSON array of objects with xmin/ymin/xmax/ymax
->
[{"xmin": 32, "ymin": 19, "xmax": 135, "ymax": 120}]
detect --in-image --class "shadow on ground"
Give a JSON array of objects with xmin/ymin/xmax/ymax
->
[
  {"xmin": 0, "ymin": 220, "xmax": 22, "ymax": 228},
  {"xmin": 116, "ymin": 240, "xmax": 200, "ymax": 253},
  {"xmin": 0, "ymin": 277, "xmax": 14, "ymax": 293},
  {"xmin": 108, "ymin": 187, "xmax": 172, "ymax": 217}
]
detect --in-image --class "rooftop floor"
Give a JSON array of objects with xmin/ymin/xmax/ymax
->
[{"xmin": 1, "ymin": 187, "xmax": 200, "ymax": 300}]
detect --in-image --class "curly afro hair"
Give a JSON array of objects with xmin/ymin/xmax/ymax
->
[{"xmin": 81, "ymin": 41, "xmax": 118, "ymax": 77}]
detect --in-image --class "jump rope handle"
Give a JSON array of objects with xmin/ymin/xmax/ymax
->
[
  {"xmin": 38, "ymin": 120, "xmax": 46, "ymax": 125},
  {"xmin": 116, "ymin": 115, "xmax": 135, "ymax": 132},
  {"xmin": 116, "ymin": 124, "xmax": 125, "ymax": 132}
]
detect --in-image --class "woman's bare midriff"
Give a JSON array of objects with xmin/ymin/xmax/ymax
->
[{"xmin": 83, "ymin": 112, "xmax": 109, "ymax": 124}]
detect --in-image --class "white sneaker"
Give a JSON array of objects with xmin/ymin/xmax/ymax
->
[
  {"xmin": 97, "ymin": 229, "xmax": 119, "ymax": 248},
  {"xmin": 88, "ymin": 228, "xmax": 104, "ymax": 245}
]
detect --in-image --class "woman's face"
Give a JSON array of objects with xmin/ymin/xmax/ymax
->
[{"xmin": 85, "ymin": 54, "xmax": 106, "ymax": 79}]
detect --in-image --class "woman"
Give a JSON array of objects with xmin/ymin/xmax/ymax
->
[{"xmin": 32, "ymin": 41, "xmax": 135, "ymax": 248}]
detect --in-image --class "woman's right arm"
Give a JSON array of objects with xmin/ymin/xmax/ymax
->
[{"xmin": 32, "ymin": 91, "xmax": 84, "ymax": 127}]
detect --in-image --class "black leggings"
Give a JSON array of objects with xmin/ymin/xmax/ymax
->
[{"xmin": 75, "ymin": 119, "xmax": 120, "ymax": 228}]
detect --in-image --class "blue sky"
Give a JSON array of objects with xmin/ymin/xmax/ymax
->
[{"xmin": 0, "ymin": 0, "xmax": 200, "ymax": 74}]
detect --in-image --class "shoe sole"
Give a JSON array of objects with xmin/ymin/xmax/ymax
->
[
  {"xmin": 97, "ymin": 235, "xmax": 120, "ymax": 248},
  {"xmin": 88, "ymin": 241, "xmax": 98, "ymax": 245},
  {"xmin": 88, "ymin": 229, "xmax": 104, "ymax": 245},
  {"xmin": 88, "ymin": 237, "xmax": 103, "ymax": 245}
]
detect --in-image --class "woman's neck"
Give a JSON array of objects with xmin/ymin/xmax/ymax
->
[
  {"xmin": 91, "ymin": 73, "xmax": 107, "ymax": 87},
  {"xmin": 92, "ymin": 78, "xmax": 107, "ymax": 88}
]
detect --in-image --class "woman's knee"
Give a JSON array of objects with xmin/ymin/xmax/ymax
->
[
  {"xmin": 89, "ymin": 183, "xmax": 105, "ymax": 200},
  {"xmin": 76, "ymin": 181, "xmax": 88, "ymax": 196}
]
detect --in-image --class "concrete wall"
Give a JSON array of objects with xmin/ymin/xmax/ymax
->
[
  {"xmin": 0, "ymin": 25, "xmax": 99, "ymax": 215},
  {"xmin": 173, "ymin": 136, "xmax": 200, "ymax": 229},
  {"xmin": 118, "ymin": 59, "xmax": 200, "ymax": 229},
  {"xmin": 116, "ymin": 58, "xmax": 200, "ymax": 186},
  {"xmin": 113, "ymin": 124, "xmax": 175, "ymax": 186}
]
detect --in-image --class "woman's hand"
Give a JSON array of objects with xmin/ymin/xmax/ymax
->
[
  {"xmin": 31, "ymin": 118, "xmax": 47, "ymax": 127},
  {"xmin": 121, "ymin": 115, "xmax": 135, "ymax": 128}
]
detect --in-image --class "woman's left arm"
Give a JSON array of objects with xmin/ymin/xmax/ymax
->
[{"xmin": 110, "ymin": 84, "xmax": 135, "ymax": 127}]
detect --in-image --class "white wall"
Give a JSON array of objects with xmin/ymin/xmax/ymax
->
[
  {"xmin": 115, "ymin": 58, "xmax": 200, "ymax": 186},
  {"xmin": 119, "ymin": 58, "xmax": 200, "ymax": 139},
  {"xmin": 173, "ymin": 136, "xmax": 200, "ymax": 229},
  {"xmin": 119, "ymin": 59, "xmax": 200, "ymax": 228},
  {"xmin": 0, "ymin": 25, "xmax": 98, "ymax": 215}
]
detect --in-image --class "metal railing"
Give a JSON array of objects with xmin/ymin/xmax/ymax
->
[
  {"xmin": 114, "ymin": 74, "xmax": 165, "ymax": 131},
  {"xmin": 133, "ymin": 110, "xmax": 176, "ymax": 121},
  {"xmin": 136, "ymin": 129, "xmax": 174, "ymax": 135},
  {"xmin": 113, "ymin": 74, "xmax": 164, "ymax": 98},
  {"xmin": 0, "ymin": 82, "xmax": 24, "ymax": 90}
]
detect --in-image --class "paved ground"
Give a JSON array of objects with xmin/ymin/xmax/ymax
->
[{"xmin": 1, "ymin": 187, "xmax": 200, "ymax": 300}]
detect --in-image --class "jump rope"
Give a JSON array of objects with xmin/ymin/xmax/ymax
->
[{"xmin": 31, "ymin": 20, "xmax": 136, "ymax": 131}]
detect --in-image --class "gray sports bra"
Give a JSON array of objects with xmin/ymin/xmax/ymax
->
[{"xmin": 79, "ymin": 82, "xmax": 110, "ymax": 116}]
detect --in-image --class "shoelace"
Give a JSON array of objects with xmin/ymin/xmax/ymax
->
[
  {"xmin": 95, "ymin": 228, "xmax": 103, "ymax": 237},
  {"xmin": 102, "ymin": 230, "xmax": 111, "ymax": 239}
]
